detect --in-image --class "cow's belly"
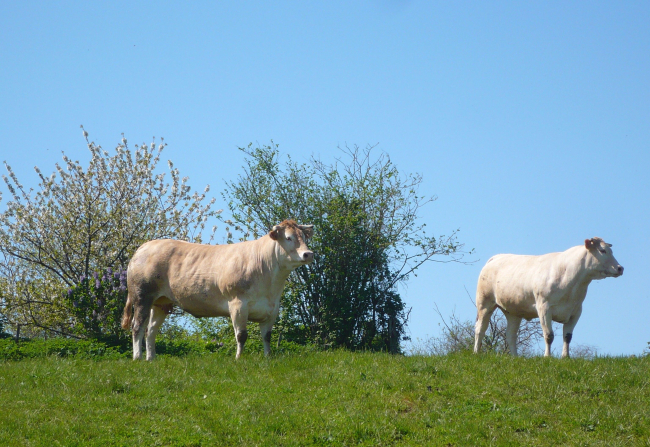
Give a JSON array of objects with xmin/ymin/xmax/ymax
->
[
  {"xmin": 173, "ymin": 293, "xmax": 278, "ymax": 322},
  {"xmin": 494, "ymin": 282, "xmax": 538, "ymax": 320},
  {"xmin": 174, "ymin": 294, "xmax": 230, "ymax": 318},
  {"xmin": 497, "ymin": 299, "xmax": 539, "ymax": 321},
  {"xmin": 497, "ymin": 302, "xmax": 576, "ymax": 323},
  {"xmin": 247, "ymin": 298, "xmax": 278, "ymax": 323},
  {"xmin": 548, "ymin": 301, "xmax": 579, "ymax": 324},
  {"xmin": 495, "ymin": 288, "xmax": 580, "ymax": 324}
]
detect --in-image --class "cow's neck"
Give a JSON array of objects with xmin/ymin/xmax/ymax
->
[
  {"xmin": 563, "ymin": 246, "xmax": 597, "ymax": 296},
  {"xmin": 258, "ymin": 239, "xmax": 295, "ymax": 284}
]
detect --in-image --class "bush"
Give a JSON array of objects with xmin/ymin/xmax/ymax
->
[
  {"xmin": 223, "ymin": 143, "xmax": 470, "ymax": 352},
  {"xmin": 0, "ymin": 331, "xmax": 315, "ymax": 362},
  {"xmin": 65, "ymin": 268, "xmax": 128, "ymax": 339},
  {"xmin": 0, "ymin": 338, "xmax": 126, "ymax": 361}
]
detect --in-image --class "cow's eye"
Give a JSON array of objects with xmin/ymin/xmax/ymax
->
[{"xmin": 599, "ymin": 249, "xmax": 606, "ymax": 254}]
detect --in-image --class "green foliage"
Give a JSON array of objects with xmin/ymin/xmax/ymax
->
[
  {"xmin": 65, "ymin": 268, "xmax": 128, "ymax": 339},
  {"xmin": 223, "ymin": 143, "xmax": 469, "ymax": 352},
  {"xmin": 0, "ymin": 309, "xmax": 7, "ymax": 337},
  {"xmin": 0, "ymin": 351, "xmax": 649, "ymax": 445},
  {"xmin": 0, "ymin": 331, "xmax": 314, "ymax": 362},
  {"xmin": 0, "ymin": 338, "xmax": 126, "ymax": 361},
  {"xmin": 0, "ymin": 128, "xmax": 220, "ymax": 337}
]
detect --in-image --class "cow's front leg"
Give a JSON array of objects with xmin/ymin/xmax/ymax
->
[
  {"xmin": 229, "ymin": 300, "xmax": 249, "ymax": 359},
  {"xmin": 259, "ymin": 320, "xmax": 274, "ymax": 357},
  {"xmin": 538, "ymin": 301, "xmax": 554, "ymax": 357},
  {"xmin": 561, "ymin": 305, "xmax": 582, "ymax": 359},
  {"xmin": 259, "ymin": 305, "xmax": 280, "ymax": 357}
]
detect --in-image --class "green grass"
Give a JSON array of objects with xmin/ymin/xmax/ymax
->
[{"xmin": 1, "ymin": 351, "xmax": 649, "ymax": 446}]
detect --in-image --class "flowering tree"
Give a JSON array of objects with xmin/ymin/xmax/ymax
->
[{"xmin": 0, "ymin": 127, "xmax": 220, "ymax": 338}]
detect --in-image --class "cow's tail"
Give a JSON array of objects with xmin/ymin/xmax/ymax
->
[{"xmin": 121, "ymin": 293, "xmax": 133, "ymax": 330}]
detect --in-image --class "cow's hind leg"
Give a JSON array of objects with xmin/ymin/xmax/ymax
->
[
  {"xmin": 474, "ymin": 293, "xmax": 497, "ymax": 353},
  {"xmin": 132, "ymin": 317, "xmax": 147, "ymax": 361},
  {"xmin": 505, "ymin": 313, "xmax": 522, "ymax": 356},
  {"xmin": 131, "ymin": 291, "xmax": 155, "ymax": 361},
  {"xmin": 146, "ymin": 299, "xmax": 171, "ymax": 361},
  {"xmin": 229, "ymin": 300, "xmax": 249, "ymax": 359}
]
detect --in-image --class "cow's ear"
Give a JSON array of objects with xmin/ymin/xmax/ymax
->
[
  {"xmin": 298, "ymin": 224, "xmax": 314, "ymax": 239},
  {"xmin": 269, "ymin": 225, "xmax": 282, "ymax": 241},
  {"xmin": 584, "ymin": 239, "xmax": 593, "ymax": 249}
]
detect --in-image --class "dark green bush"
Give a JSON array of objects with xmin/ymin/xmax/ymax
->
[{"xmin": 65, "ymin": 268, "xmax": 128, "ymax": 339}]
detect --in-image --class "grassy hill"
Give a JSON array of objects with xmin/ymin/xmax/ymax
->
[{"xmin": 1, "ymin": 350, "xmax": 649, "ymax": 446}]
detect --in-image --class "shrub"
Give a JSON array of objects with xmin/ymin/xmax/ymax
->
[
  {"xmin": 0, "ymin": 338, "xmax": 126, "ymax": 361},
  {"xmin": 65, "ymin": 267, "xmax": 129, "ymax": 339}
]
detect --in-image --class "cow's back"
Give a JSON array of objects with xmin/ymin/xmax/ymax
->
[
  {"xmin": 128, "ymin": 239, "xmax": 212, "ymax": 282},
  {"xmin": 477, "ymin": 251, "xmax": 568, "ymax": 319},
  {"xmin": 127, "ymin": 238, "xmax": 279, "ymax": 318}
]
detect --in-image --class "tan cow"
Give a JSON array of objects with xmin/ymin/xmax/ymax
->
[
  {"xmin": 121, "ymin": 220, "xmax": 314, "ymax": 360},
  {"xmin": 474, "ymin": 237, "xmax": 623, "ymax": 358}
]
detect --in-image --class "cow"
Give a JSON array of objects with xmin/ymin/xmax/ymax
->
[
  {"xmin": 121, "ymin": 220, "xmax": 314, "ymax": 360},
  {"xmin": 474, "ymin": 237, "xmax": 623, "ymax": 358}
]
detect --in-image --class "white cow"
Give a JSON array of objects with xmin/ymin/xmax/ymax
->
[
  {"xmin": 121, "ymin": 220, "xmax": 314, "ymax": 360},
  {"xmin": 474, "ymin": 237, "xmax": 623, "ymax": 358}
]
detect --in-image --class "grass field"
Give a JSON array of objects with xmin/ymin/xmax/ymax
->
[{"xmin": 1, "ymin": 350, "xmax": 649, "ymax": 446}]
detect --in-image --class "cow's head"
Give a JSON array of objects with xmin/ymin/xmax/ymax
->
[
  {"xmin": 269, "ymin": 220, "xmax": 314, "ymax": 267},
  {"xmin": 584, "ymin": 237, "xmax": 624, "ymax": 279}
]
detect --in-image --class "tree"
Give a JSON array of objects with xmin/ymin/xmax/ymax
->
[
  {"xmin": 222, "ymin": 143, "xmax": 470, "ymax": 352},
  {"xmin": 0, "ymin": 127, "xmax": 220, "ymax": 337}
]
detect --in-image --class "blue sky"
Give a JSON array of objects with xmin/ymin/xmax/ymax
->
[{"xmin": 1, "ymin": 1, "xmax": 648, "ymax": 355}]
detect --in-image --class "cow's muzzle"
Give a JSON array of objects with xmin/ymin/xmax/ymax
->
[
  {"xmin": 616, "ymin": 265, "xmax": 624, "ymax": 277},
  {"xmin": 301, "ymin": 251, "xmax": 314, "ymax": 263}
]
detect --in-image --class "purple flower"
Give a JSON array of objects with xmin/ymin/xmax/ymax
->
[
  {"xmin": 73, "ymin": 301, "xmax": 79, "ymax": 308},
  {"xmin": 93, "ymin": 272, "xmax": 99, "ymax": 280},
  {"xmin": 119, "ymin": 285, "xmax": 127, "ymax": 292},
  {"xmin": 95, "ymin": 279, "xmax": 101, "ymax": 289},
  {"xmin": 67, "ymin": 289, "xmax": 73, "ymax": 296},
  {"xmin": 106, "ymin": 267, "xmax": 113, "ymax": 276},
  {"xmin": 80, "ymin": 274, "xmax": 86, "ymax": 282}
]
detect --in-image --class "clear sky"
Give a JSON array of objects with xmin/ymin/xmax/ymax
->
[{"xmin": 1, "ymin": 1, "xmax": 648, "ymax": 355}]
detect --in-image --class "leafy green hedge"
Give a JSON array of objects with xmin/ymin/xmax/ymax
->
[
  {"xmin": 0, "ymin": 336, "xmax": 314, "ymax": 361},
  {"xmin": 0, "ymin": 338, "xmax": 126, "ymax": 361}
]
